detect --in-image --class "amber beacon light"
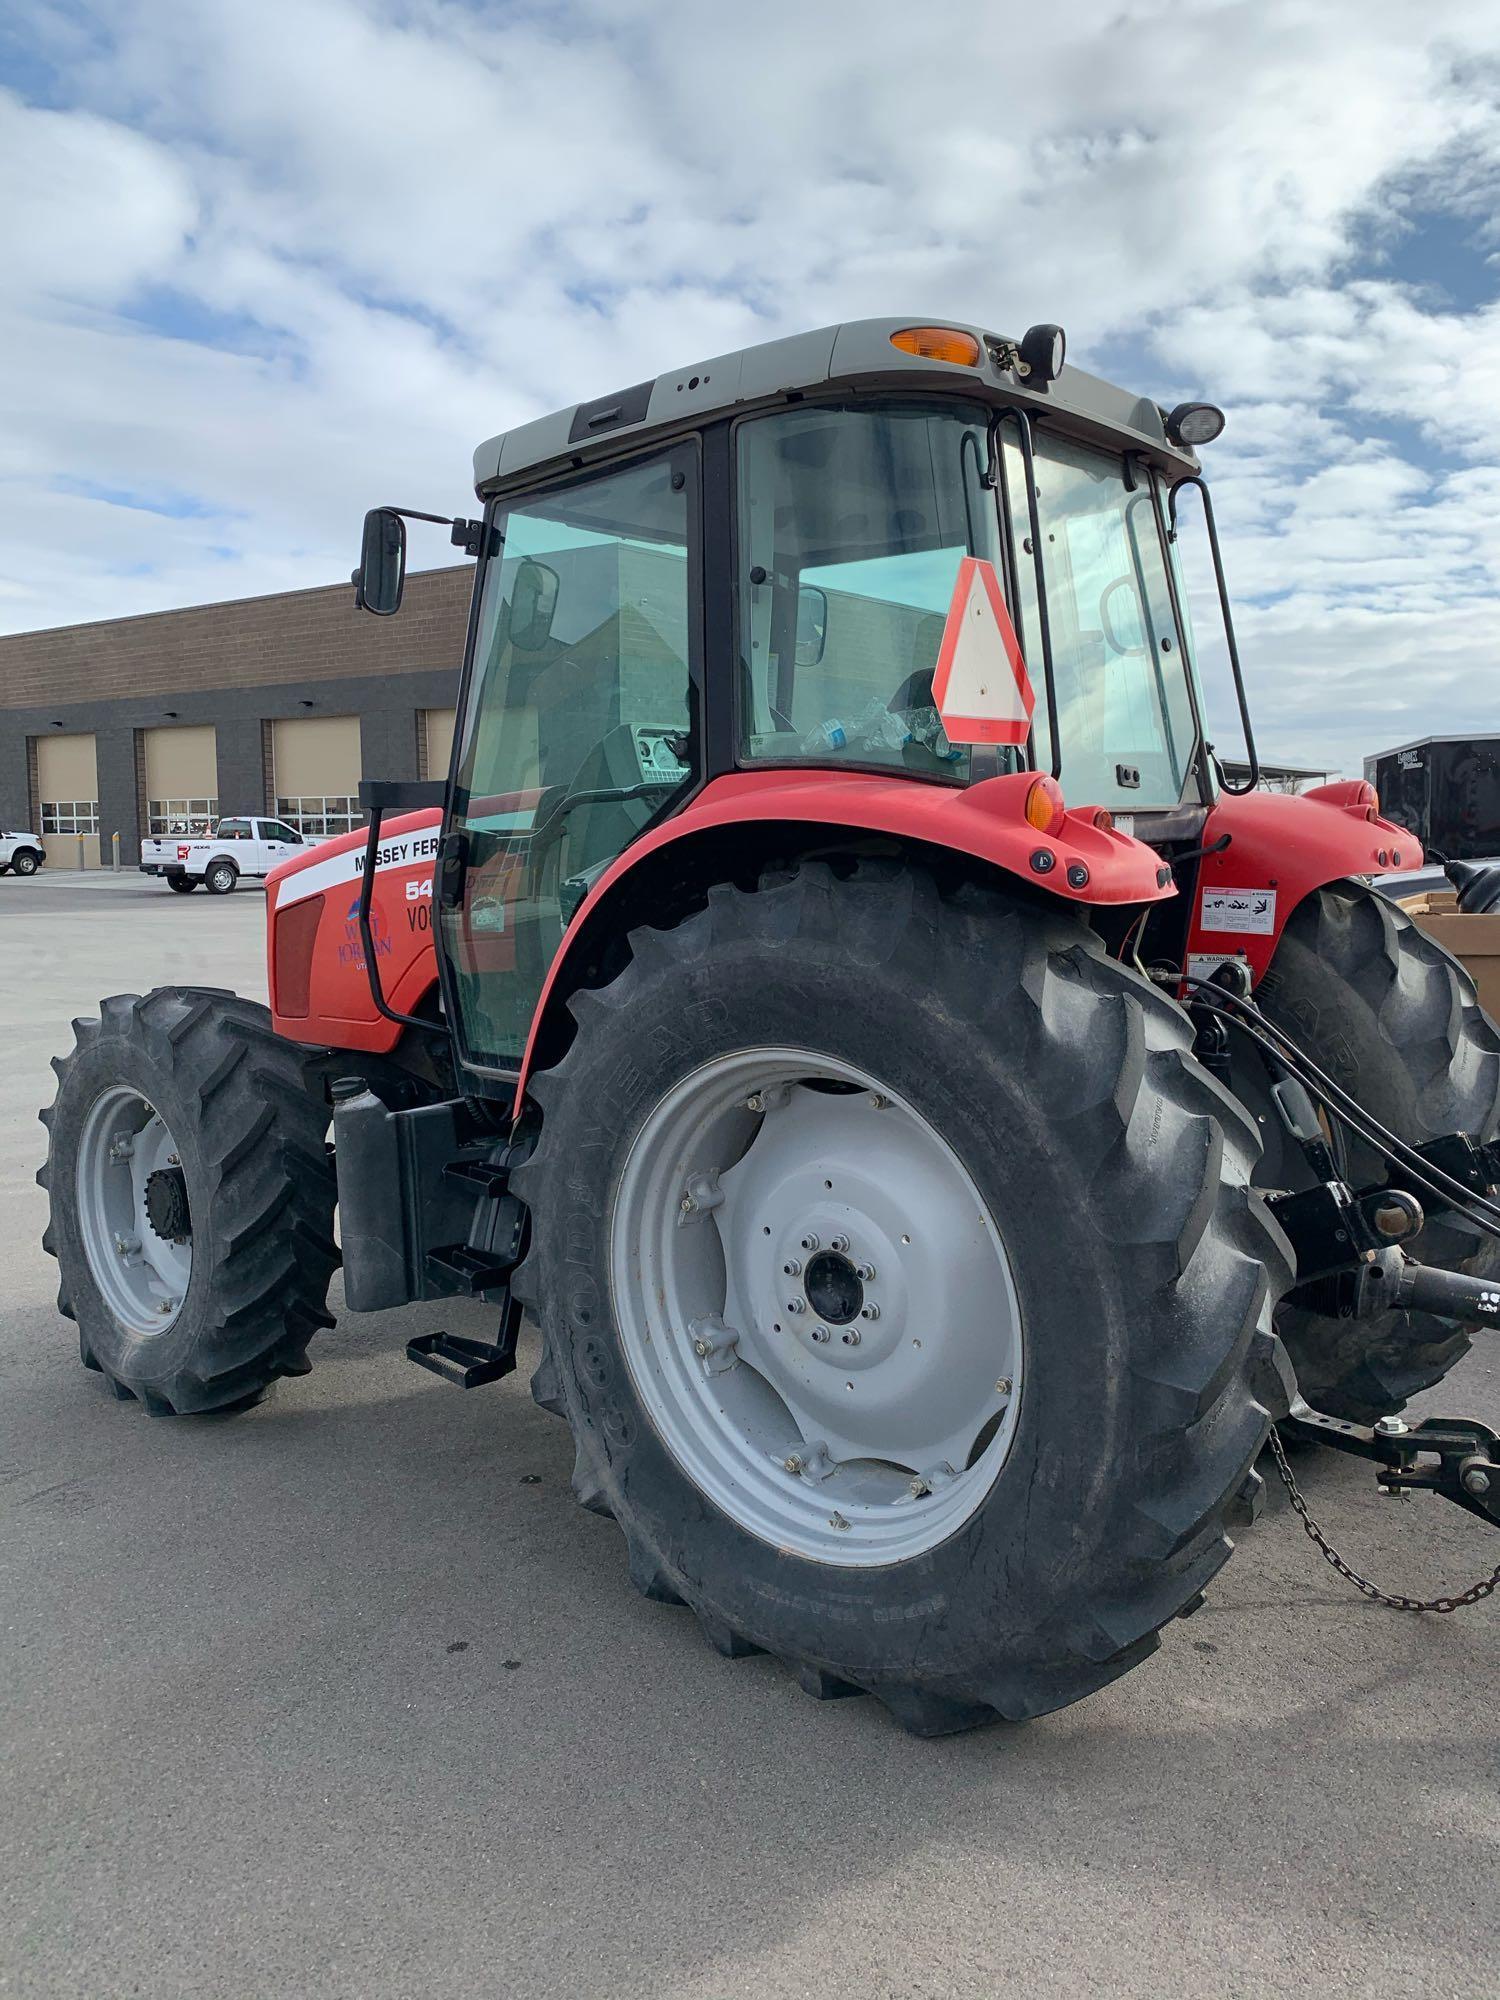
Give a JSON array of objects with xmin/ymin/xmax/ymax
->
[{"xmin": 890, "ymin": 326, "xmax": 982, "ymax": 366}]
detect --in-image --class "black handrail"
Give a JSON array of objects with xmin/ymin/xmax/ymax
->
[
  {"xmin": 993, "ymin": 410, "xmax": 1062, "ymax": 780},
  {"xmin": 354, "ymin": 779, "xmax": 448, "ymax": 1035},
  {"xmin": 1167, "ymin": 474, "xmax": 1260, "ymax": 795}
]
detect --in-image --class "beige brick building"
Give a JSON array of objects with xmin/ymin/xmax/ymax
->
[{"xmin": 0, "ymin": 567, "xmax": 471, "ymax": 864}]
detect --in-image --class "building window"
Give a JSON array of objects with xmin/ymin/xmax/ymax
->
[
  {"xmin": 276, "ymin": 794, "xmax": 361, "ymax": 838},
  {"xmin": 149, "ymin": 796, "xmax": 219, "ymax": 835},
  {"xmin": 41, "ymin": 800, "xmax": 100, "ymax": 836}
]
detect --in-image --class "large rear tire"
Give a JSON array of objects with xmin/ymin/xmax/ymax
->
[
  {"xmin": 514, "ymin": 861, "xmax": 1294, "ymax": 1734},
  {"xmin": 39, "ymin": 989, "xmax": 337, "ymax": 1414},
  {"xmin": 1252, "ymin": 880, "xmax": 1500, "ymax": 1422}
]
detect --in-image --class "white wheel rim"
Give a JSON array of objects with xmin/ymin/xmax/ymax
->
[
  {"xmin": 76, "ymin": 1087, "xmax": 193, "ymax": 1336},
  {"xmin": 609, "ymin": 1048, "xmax": 1024, "ymax": 1566}
]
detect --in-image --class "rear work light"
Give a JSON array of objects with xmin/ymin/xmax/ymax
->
[
  {"xmin": 1024, "ymin": 775, "xmax": 1066, "ymax": 835},
  {"xmin": 890, "ymin": 326, "xmax": 982, "ymax": 367},
  {"xmin": 273, "ymin": 893, "xmax": 324, "ymax": 1017}
]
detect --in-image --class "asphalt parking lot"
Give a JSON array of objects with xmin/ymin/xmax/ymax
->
[{"xmin": 2, "ymin": 869, "xmax": 1496, "ymax": 2000}]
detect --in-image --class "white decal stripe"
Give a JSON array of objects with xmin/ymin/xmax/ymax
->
[{"xmin": 275, "ymin": 827, "xmax": 442, "ymax": 908}]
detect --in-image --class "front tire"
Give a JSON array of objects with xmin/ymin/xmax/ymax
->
[
  {"xmin": 514, "ymin": 862, "xmax": 1293, "ymax": 1733},
  {"xmin": 39, "ymin": 989, "xmax": 338, "ymax": 1413},
  {"xmin": 13, "ymin": 848, "xmax": 40, "ymax": 876},
  {"xmin": 204, "ymin": 860, "xmax": 237, "ymax": 895}
]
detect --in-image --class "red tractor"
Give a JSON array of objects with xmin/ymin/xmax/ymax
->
[{"xmin": 40, "ymin": 318, "xmax": 1500, "ymax": 1734}]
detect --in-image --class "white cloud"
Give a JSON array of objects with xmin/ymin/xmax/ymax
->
[{"xmin": 3, "ymin": 0, "xmax": 1500, "ymax": 773}]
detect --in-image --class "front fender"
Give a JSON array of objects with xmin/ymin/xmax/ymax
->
[
  {"xmin": 1186, "ymin": 783, "xmax": 1424, "ymax": 985},
  {"xmin": 517, "ymin": 767, "xmax": 1174, "ymax": 1104}
]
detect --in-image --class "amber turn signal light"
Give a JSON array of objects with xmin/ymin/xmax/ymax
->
[
  {"xmin": 1024, "ymin": 775, "xmax": 1066, "ymax": 834},
  {"xmin": 890, "ymin": 327, "xmax": 982, "ymax": 367}
]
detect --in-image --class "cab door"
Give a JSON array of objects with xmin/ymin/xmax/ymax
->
[{"xmin": 438, "ymin": 444, "xmax": 700, "ymax": 1073}]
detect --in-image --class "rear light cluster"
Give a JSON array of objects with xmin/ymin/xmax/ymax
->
[{"xmin": 273, "ymin": 893, "xmax": 324, "ymax": 1017}]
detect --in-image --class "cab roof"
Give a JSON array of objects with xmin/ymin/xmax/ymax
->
[{"xmin": 472, "ymin": 316, "xmax": 1201, "ymax": 496}]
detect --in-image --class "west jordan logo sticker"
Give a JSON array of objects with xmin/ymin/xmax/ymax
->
[{"xmin": 930, "ymin": 557, "xmax": 1035, "ymax": 747}]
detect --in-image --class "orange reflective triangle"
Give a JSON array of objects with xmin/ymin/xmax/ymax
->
[{"xmin": 930, "ymin": 557, "xmax": 1035, "ymax": 746}]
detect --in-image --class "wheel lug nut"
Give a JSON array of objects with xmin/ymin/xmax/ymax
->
[
  {"xmin": 786, "ymin": 1298, "xmax": 806, "ymax": 1314},
  {"xmin": 860, "ymin": 1303, "xmax": 880, "ymax": 1321},
  {"xmin": 857, "ymin": 1262, "xmax": 875, "ymax": 1281},
  {"xmin": 800, "ymin": 1233, "xmax": 820, "ymax": 1252},
  {"xmin": 811, "ymin": 1326, "xmax": 831, "ymax": 1344},
  {"xmin": 830, "ymin": 1234, "xmax": 849, "ymax": 1254},
  {"xmin": 782, "ymin": 1259, "xmax": 802, "ymax": 1277},
  {"xmin": 840, "ymin": 1329, "xmax": 861, "ymax": 1346}
]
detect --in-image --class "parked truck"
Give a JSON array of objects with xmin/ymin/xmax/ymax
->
[
  {"xmin": 0, "ymin": 829, "xmax": 45, "ymax": 875},
  {"xmin": 139, "ymin": 815, "xmax": 311, "ymax": 894}
]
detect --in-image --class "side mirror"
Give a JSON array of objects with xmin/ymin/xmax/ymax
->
[
  {"xmin": 795, "ymin": 583, "xmax": 828, "ymax": 668},
  {"xmin": 353, "ymin": 508, "xmax": 406, "ymax": 616},
  {"xmin": 510, "ymin": 559, "xmax": 560, "ymax": 652}
]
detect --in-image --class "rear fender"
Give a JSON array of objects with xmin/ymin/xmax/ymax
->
[
  {"xmin": 516, "ymin": 768, "xmax": 1174, "ymax": 1106},
  {"xmin": 266, "ymin": 810, "xmax": 442, "ymax": 1050},
  {"xmin": 1185, "ymin": 783, "xmax": 1424, "ymax": 985}
]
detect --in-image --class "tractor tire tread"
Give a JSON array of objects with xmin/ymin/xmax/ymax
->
[{"xmin": 515, "ymin": 859, "xmax": 1292, "ymax": 1734}]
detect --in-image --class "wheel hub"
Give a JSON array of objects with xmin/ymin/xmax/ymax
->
[
  {"xmin": 144, "ymin": 1166, "xmax": 191, "ymax": 1242},
  {"xmin": 802, "ymin": 1249, "xmax": 863, "ymax": 1326},
  {"xmin": 75, "ymin": 1088, "xmax": 192, "ymax": 1336},
  {"xmin": 610, "ymin": 1048, "xmax": 1024, "ymax": 1566}
]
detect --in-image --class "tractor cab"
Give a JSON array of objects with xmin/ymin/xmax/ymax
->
[{"xmin": 355, "ymin": 317, "xmax": 1246, "ymax": 1080}]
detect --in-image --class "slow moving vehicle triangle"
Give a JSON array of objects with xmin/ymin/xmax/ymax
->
[{"xmin": 931, "ymin": 556, "xmax": 1035, "ymax": 746}]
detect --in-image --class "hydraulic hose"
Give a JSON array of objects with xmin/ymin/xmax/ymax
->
[{"xmin": 1177, "ymin": 970, "xmax": 1500, "ymax": 1242}]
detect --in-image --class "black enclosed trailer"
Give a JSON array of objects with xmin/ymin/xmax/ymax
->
[{"xmin": 1366, "ymin": 735, "xmax": 1500, "ymax": 859}]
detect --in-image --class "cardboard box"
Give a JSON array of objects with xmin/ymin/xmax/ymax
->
[{"xmin": 1400, "ymin": 895, "xmax": 1500, "ymax": 1018}]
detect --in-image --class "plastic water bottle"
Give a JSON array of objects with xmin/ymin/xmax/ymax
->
[{"xmin": 800, "ymin": 718, "xmax": 849, "ymax": 755}]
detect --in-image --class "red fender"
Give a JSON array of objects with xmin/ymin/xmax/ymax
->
[
  {"xmin": 516, "ymin": 767, "xmax": 1174, "ymax": 1104},
  {"xmin": 1184, "ymin": 782, "xmax": 1424, "ymax": 986}
]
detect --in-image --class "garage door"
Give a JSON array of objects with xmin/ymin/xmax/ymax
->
[
  {"xmin": 271, "ymin": 716, "xmax": 362, "ymax": 837},
  {"xmin": 419, "ymin": 708, "xmax": 456, "ymax": 782},
  {"xmin": 142, "ymin": 724, "xmax": 218, "ymax": 835},
  {"xmin": 36, "ymin": 732, "xmax": 100, "ymax": 868}
]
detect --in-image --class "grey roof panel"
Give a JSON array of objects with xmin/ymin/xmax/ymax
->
[{"xmin": 471, "ymin": 315, "xmax": 1199, "ymax": 494}]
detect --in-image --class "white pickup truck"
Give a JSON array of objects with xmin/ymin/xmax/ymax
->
[
  {"xmin": 139, "ymin": 816, "xmax": 312, "ymax": 894},
  {"xmin": 0, "ymin": 829, "xmax": 46, "ymax": 876}
]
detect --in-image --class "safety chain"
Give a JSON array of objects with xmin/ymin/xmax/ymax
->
[{"xmin": 1267, "ymin": 1426, "xmax": 1500, "ymax": 1614}]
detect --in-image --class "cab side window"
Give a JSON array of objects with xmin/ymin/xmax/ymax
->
[{"xmin": 443, "ymin": 446, "xmax": 699, "ymax": 1070}]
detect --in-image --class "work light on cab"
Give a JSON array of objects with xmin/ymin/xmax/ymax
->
[
  {"xmin": 1166, "ymin": 402, "xmax": 1226, "ymax": 448},
  {"xmin": 1018, "ymin": 323, "xmax": 1066, "ymax": 384}
]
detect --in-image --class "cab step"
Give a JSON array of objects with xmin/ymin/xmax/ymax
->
[{"xmin": 407, "ymin": 1294, "xmax": 522, "ymax": 1389}]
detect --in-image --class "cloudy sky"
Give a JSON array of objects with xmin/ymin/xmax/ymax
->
[{"xmin": 3, "ymin": 0, "xmax": 1499, "ymax": 775}]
